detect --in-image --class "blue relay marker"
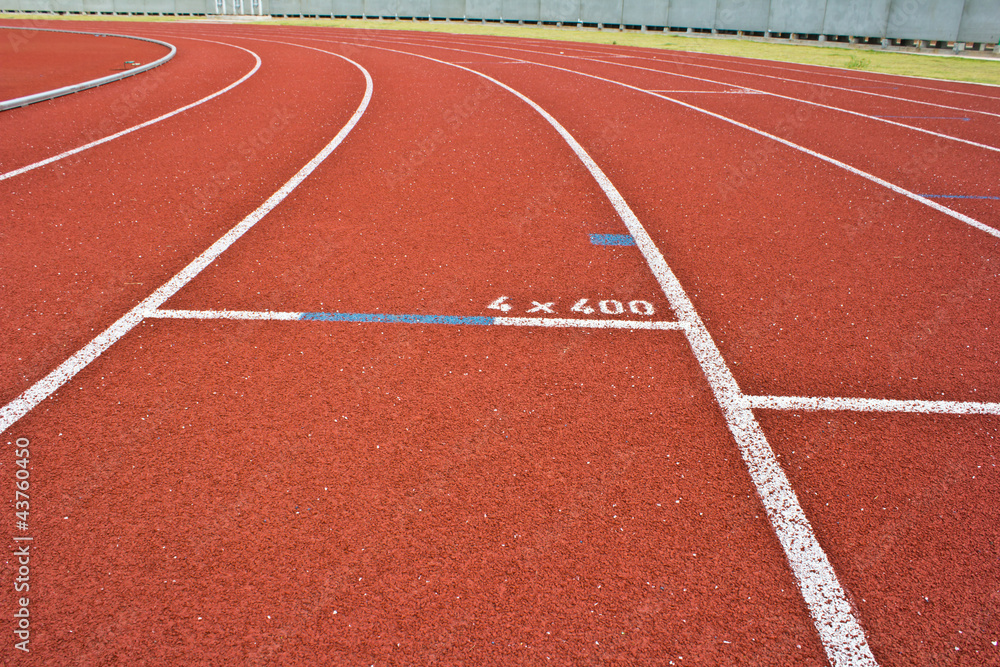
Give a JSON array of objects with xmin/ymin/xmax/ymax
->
[
  {"xmin": 300, "ymin": 312, "xmax": 494, "ymax": 325},
  {"xmin": 589, "ymin": 233, "xmax": 636, "ymax": 246}
]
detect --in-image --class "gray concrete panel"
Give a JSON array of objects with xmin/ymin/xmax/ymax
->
[
  {"xmin": 0, "ymin": 0, "xmax": 988, "ymax": 43},
  {"xmin": 332, "ymin": 0, "xmax": 364, "ymax": 13},
  {"xmin": 397, "ymin": 0, "xmax": 429, "ymax": 15},
  {"xmin": 823, "ymin": 0, "xmax": 892, "ymax": 36},
  {"xmin": 364, "ymin": 0, "xmax": 397, "ymax": 15},
  {"xmin": 174, "ymin": 0, "xmax": 211, "ymax": 12},
  {"xmin": 580, "ymin": 0, "xmax": 621, "ymax": 23},
  {"xmin": 767, "ymin": 0, "xmax": 826, "ymax": 33},
  {"xmin": 269, "ymin": 0, "xmax": 301, "ymax": 13},
  {"xmin": 716, "ymin": 0, "xmax": 770, "ymax": 30},
  {"xmin": 467, "ymin": 0, "xmax": 501, "ymax": 18},
  {"xmin": 18, "ymin": 0, "xmax": 75, "ymax": 8},
  {"xmin": 887, "ymin": 0, "xmax": 963, "ymax": 39},
  {"xmin": 503, "ymin": 0, "xmax": 540, "ymax": 20},
  {"xmin": 622, "ymin": 0, "xmax": 667, "ymax": 25},
  {"xmin": 430, "ymin": 0, "xmax": 463, "ymax": 16},
  {"xmin": 301, "ymin": 0, "xmax": 332, "ymax": 13},
  {"xmin": 668, "ymin": 0, "xmax": 719, "ymax": 28},
  {"xmin": 540, "ymin": 0, "xmax": 579, "ymax": 21},
  {"xmin": 957, "ymin": 0, "xmax": 1000, "ymax": 42}
]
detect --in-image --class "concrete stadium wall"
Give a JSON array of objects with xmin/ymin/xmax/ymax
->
[{"xmin": 3, "ymin": 0, "xmax": 998, "ymax": 44}]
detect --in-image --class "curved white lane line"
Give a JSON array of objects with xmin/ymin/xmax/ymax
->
[
  {"xmin": 0, "ymin": 37, "xmax": 261, "ymax": 182},
  {"xmin": 352, "ymin": 30, "xmax": 1000, "ymax": 109},
  {"xmin": 344, "ymin": 31, "xmax": 1000, "ymax": 149},
  {"xmin": 381, "ymin": 28, "xmax": 999, "ymax": 97},
  {"xmin": 326, "ymin": 33, "xmax": 999, "ymax": 239},
  {"xmin": 0, "ymin": 49, "xmax": 373, "ymax": 438},
  {"xmin": 662, "ymin": 50, "xmax": 1000, "ymax": 99},
  {"xmin": 541, "ymin": 61, "xmax": 1000, "ymax": 238},
  {"xmin": 309, "ymin": 36, "xmax": 878, "ymax": 667},
  {"xmin": 574, "ymin": 54, "xmax": 1000, "ymax": 146},
  {"xmin": 609, "ymin": 45, "xmax": 1000, "ymax": 97},
  {"xmin": 0, "ymin": 27, "xmax": 177, "ymax": 111}
]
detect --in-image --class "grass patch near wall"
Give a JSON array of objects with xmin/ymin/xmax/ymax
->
[
  {"xmin": 3, "ymin": 12, "xmax": 999, "ymax": 85},
  {"xmin": 1, "ymin": 11, "xmax": 187, "ymax": 22}
]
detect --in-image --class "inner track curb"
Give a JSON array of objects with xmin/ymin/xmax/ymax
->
[{"xmin": 0, "ymin": 25, "xmax": 176, "ymax": 111}]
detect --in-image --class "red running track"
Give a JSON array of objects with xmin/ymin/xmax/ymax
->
[{"xmin": 1, "ymin": 19, "xmax": 997, "ymax": 666}]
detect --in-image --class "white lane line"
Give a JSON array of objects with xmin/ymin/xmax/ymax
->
[
  {"xmin": 0, "ymin": 49, "xmax": 373, "ymax": 436},
  {"xmin": 373, "ymin": 33, "xmax": 1000, "ymax": 152},
  {"xmin": 641, "ymin": 49, "xmax": 1000, "ymax": 101},
  {"xmin": 647, "ymin": 89, "xmax": 765, "ymax": 94},
  {"xmin": 581, "ymin": 54, "xmax": 1000, "ymax": 152},
  {"xmin": 630, "ymin": 95, "xmax": 1000, "ymax": 240},
  {"xmin": 148, "ymin": 309, "xmax": 303, "ymax": 320},
  {"xmin": 373, "ymin": 37, "xmax": 998, "ymax": 240},
  {"xmin": 748, "ymin": 395, "xmax": 1000, "ymax": 415},
  {"xmin": 494, "ymin": 316, "xmax": 686, "ymax": 329},
  {"xmin": 449, "ymin": 60, "xmax": 530, "ymax": 64},
  {"xmin": 372, "ymin": 31, "xmax": 998, "ymax": 99},
  {"xmin": 329, "ymin": 37, "xmax": 877, "ymax": 667},
  {"xmin": 398, "ymin": 32, "xmax": 1000, "ymax": 117},
  {"xmin": 0, "ymin": 37, "xmax": 261, "ymax": 182}
]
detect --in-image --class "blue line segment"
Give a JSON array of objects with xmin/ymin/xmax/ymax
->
[
  {"xmin": 919, "ymin": 194, "xmax": 1000, "ymax": 201},
  {"xmin": 590, "ymin": 233, "xmax": 636, "ymax": 246},
  {"xmin": 300, "ymin": 312, "xmax": 495, "ymax": 325}
]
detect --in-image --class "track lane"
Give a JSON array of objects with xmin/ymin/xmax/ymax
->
[{"xmin": 757, "ymin": 410, "xmax": 1000, "ymax": 666}]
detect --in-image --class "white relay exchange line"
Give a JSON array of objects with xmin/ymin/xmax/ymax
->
[{"xmin": 749, "ymin": 394, "xmax": 1000, "ymax": 416}]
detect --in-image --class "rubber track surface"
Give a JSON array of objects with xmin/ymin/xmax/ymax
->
[{"xmin": 1, "ymin": 19, "xmax": 997, "ymax": 666}]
